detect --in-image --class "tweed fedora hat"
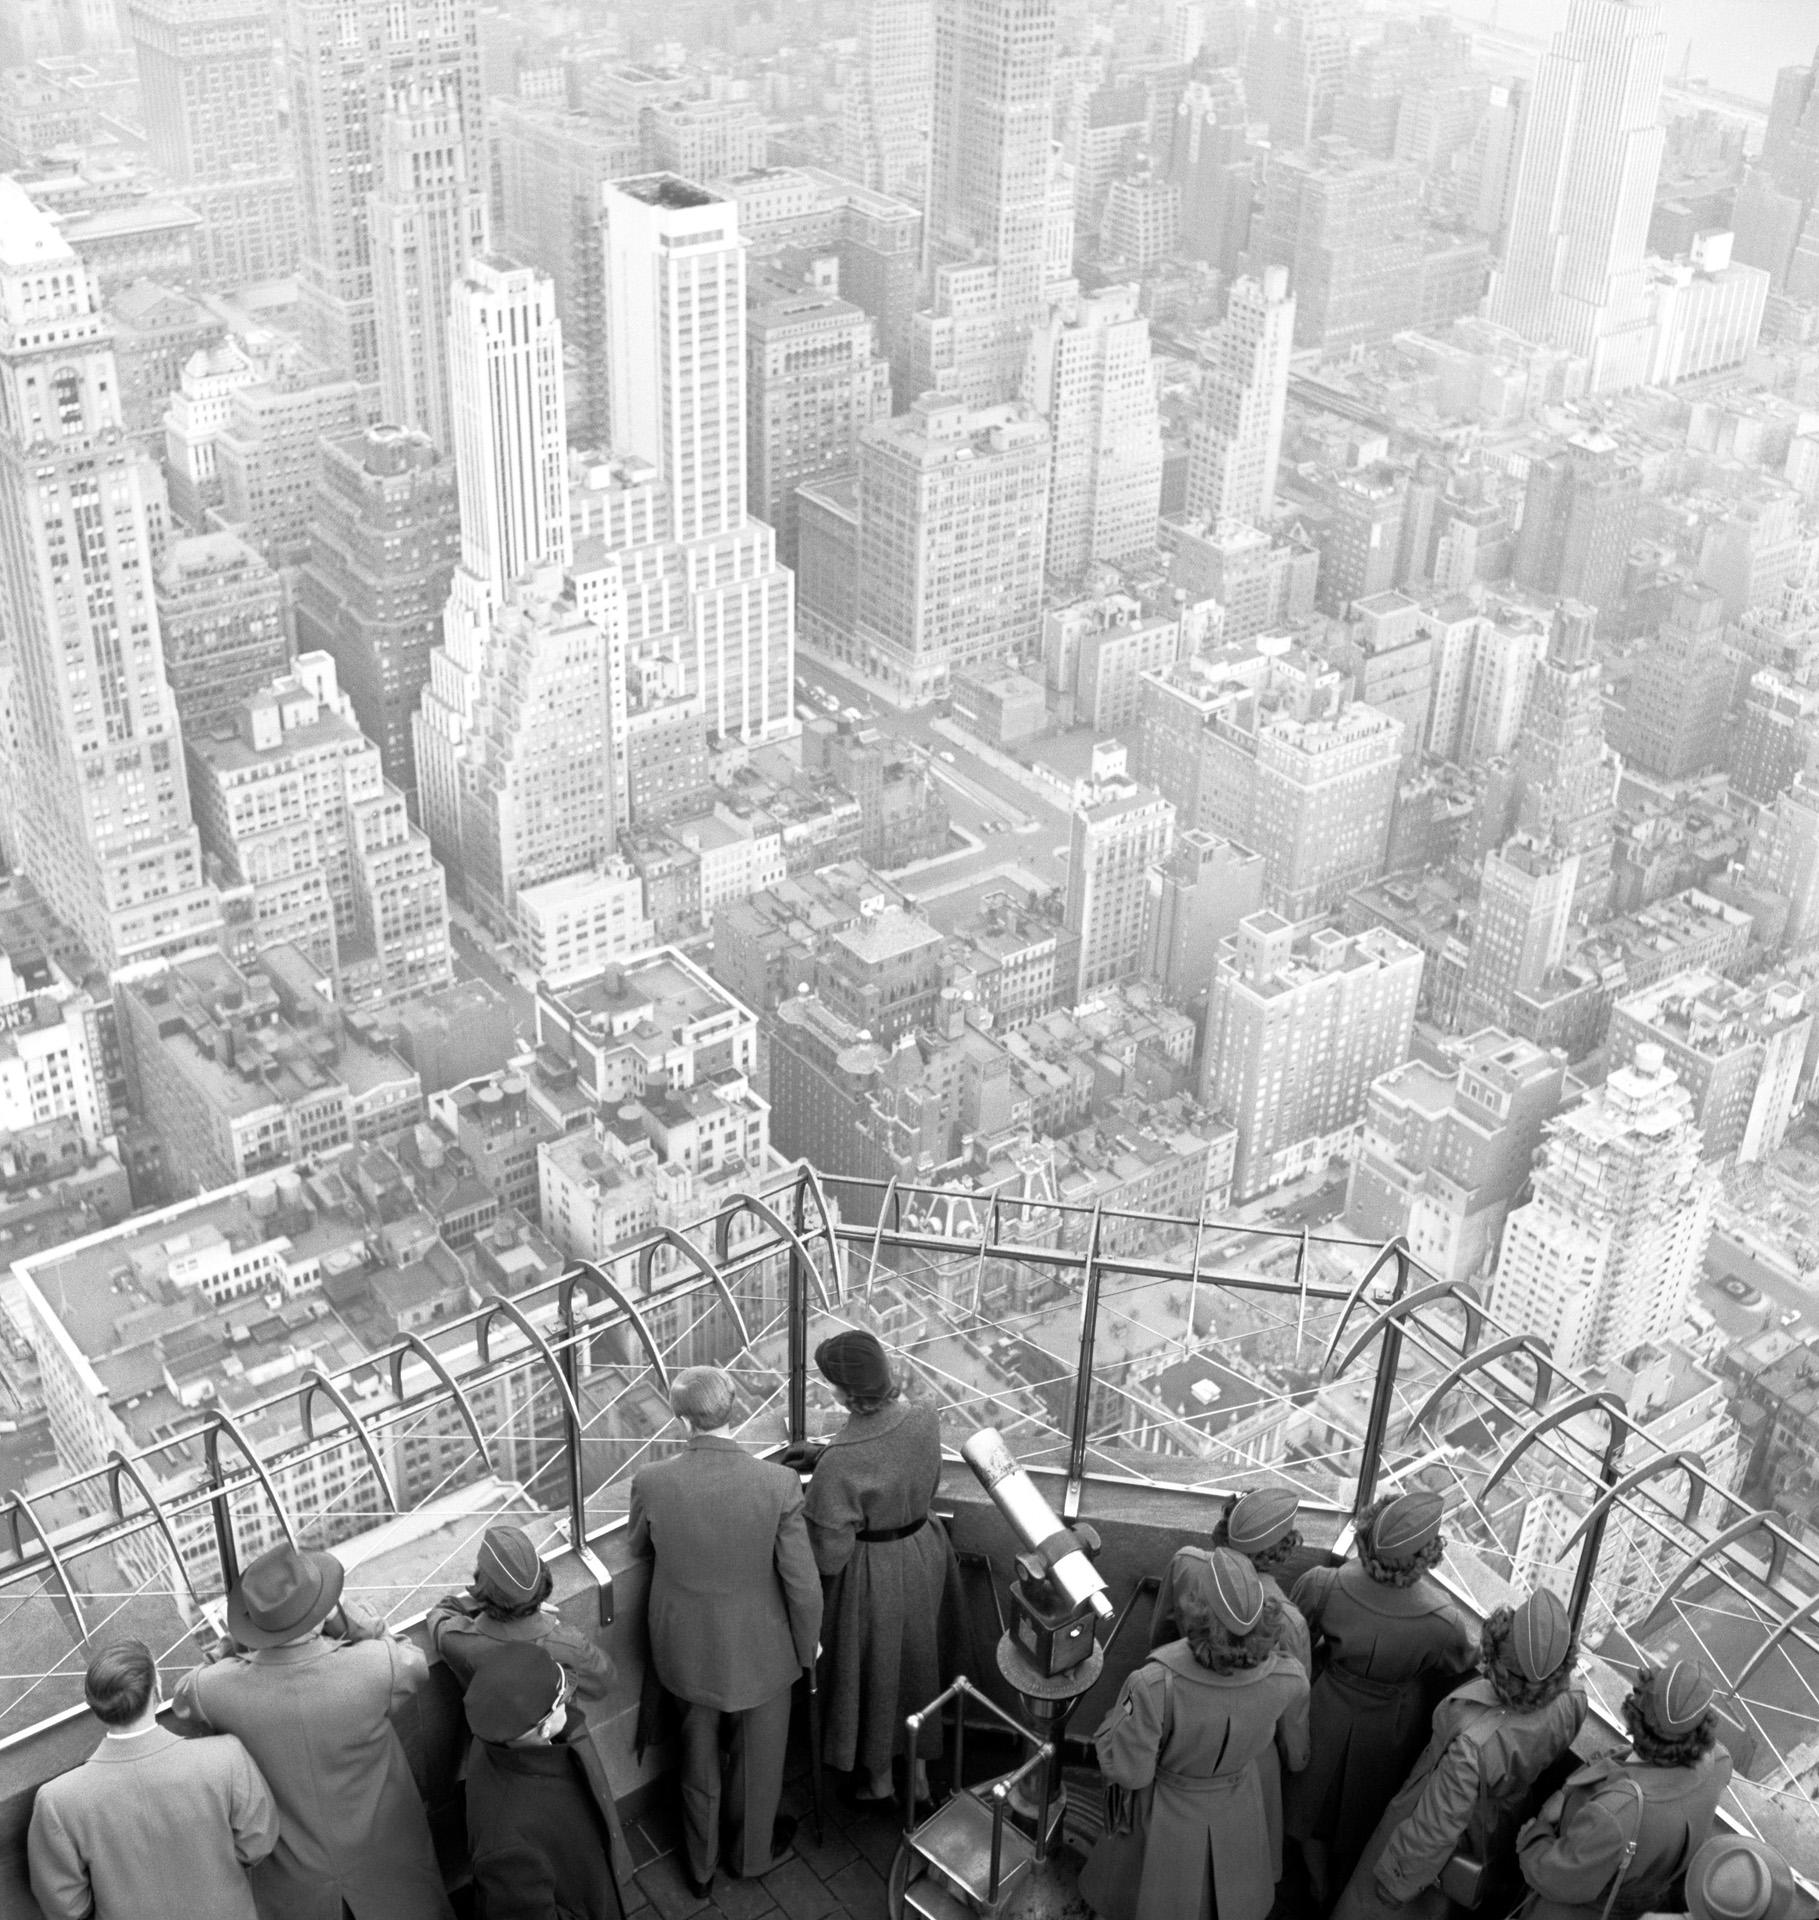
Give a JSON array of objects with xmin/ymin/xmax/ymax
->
[
  {"xmin": 1685, "ymin": 1839, "xmax": 1795, "ymax": 1920},
  {"xmin": 227, "ymin": 1542, "xmax": 346, "ymax": 1648}
]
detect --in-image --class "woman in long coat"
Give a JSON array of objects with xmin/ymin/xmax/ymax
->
[
  {"xmin": 1148, "ymin": 1486, "xmax": 1311, "ymax": 1884},
  {"xmin": 1517, "ymin": 1662, "xmax": 1733, "ymax": 1920},
  {"xmin": 1333, "ymin": 1588, "xmax": 1587, "ymax": 1920},
  {"xmin": 803, "ymin": 1329, "xmax": 957, "ymax": 1803},
  {"xmin": 1284, "ymin": 1489, "xmax": 1477, "ymax": 1903},
  {"xmin": 1082, "ymin": 1547, "xmax": 1310, "ymax": 1920}
]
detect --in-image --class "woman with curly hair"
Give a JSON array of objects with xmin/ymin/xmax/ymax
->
[
  {"xmin": 1517, "ymin": 1661, "xmax": 1733, "ymax": 1920},
  {"xmin": 801, "ymin": 1330, "xmax": 958, "ymax": 1806},
  {"xmin": 1148, "ymin": 1488, "xmax": 1312, "ymax": 1887},
  {"xmin": 1283, "ymin": 1489, "xmax": 1477, "ymax": 1902},
  {"xmin": 1081, "ymin": 1548, "xmax": 1310, "ymax": 1920},
  {"xmin": 1332, "ymin": 1587, "xmax": 1587, "ymax": 1920}
]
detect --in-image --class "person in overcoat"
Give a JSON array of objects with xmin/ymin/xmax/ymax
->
[
  {"xmin": 170, "ymin": 1541, "xmax": 453, "ymax": 1920},
  {"xmin": 1147, "ymin": 1487, "xmax": 1311, "ymax": 1882},
  {"xmin": 1080, "ymin": 1547, "xmax": 1311, "ymax": 1920},
  {"xmin": 1333, "ymin": 1587, "xmax": 1588, "ymax": 1920},
  {"xmin": 28, "ymin": 1638, "xmax": 278, "ymax": 1920},
  {"xmin": 462, "ymin": 1642, "xmax": 625, "ymax": 1920},
  {"xmin": 1517, "ymin": 1661, "xmax": 1733, "ymax": 1920},
  {"xmin": 628, "ymin": 1365, "xmax": 822, "ymax": 1897},
  {"xmin": 801, "ymin": 1329, "xmax": 957, "ymax": 1805},
  {"xmin": 1284, "ymin": 1489, "xmax": 1477, "ymax": 1903}
]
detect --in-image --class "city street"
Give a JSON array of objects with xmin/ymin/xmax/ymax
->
[{"xmin": 449, "ymin": 918, "xmax": 537, "ymax": 1043}]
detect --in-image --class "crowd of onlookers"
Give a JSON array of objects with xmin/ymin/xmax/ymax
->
[{"xmin": 21, "ymin": 1339, "xmax": 1805, "ymax": 1920}]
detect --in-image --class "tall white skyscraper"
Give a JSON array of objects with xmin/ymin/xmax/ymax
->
[
  {"xmin": 1493, "ymin": 1044, "xmax": 1712, "ymax": 1372},
  {"xmin": 372, "ymin": 79, "xmax": 487, "ymax": 455},
  {"xmin": 842, "ymin": 0, "xmax": 933, "ymax": 203},
  {"xmin": 1488, "ymin": 0, "xmax": 1666, "ymax": 391},
  {"xmin": 1023, "ymin": 284, "xmax": 1163, "ymax": 582},
  {"xmin": 599, "ymin": 176, "xmax": 795, "ymax": 743},
  {"xmin": 1187, "ymin": 266, "xmax": 1295, "ymax": 527},
  {"xmin": 447, "ymin": 255, "xmax": 571, "ymax": 600},
  {"xmin": 0, "ymin": 179, "xmax": 221, "ymax": 969}
]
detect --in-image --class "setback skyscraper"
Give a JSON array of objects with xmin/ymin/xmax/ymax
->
[{"xmin": 1187, "ymin": 267, "xmax": 1295, "ymax": 528}]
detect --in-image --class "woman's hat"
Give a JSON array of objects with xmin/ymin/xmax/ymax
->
[
  {"xmin": 1633, "ymin": 1659, "xmax": 1715, "ymax": 1736},
  {"xmin": 1226, "ymin": 1488, "xmax": 1300, "ymax": 1557},
  {"xmin": 815, "ymin": 1329, "xmax": 892, "ymax": 1397},
  {"xmin": 1182, "ymin": 1546, "xmax": 1267, "ymax": 1636},
  {"xmin": 1369, "ymin": 1490, "xmax": 1444, "ymax": 1564},
  {"xmin": 465, "ymin": 1643, "xmax": 565, "ymax": 1745},
  {"xmin": 474, "ymin": 1525, "xmax": 545, "ymax": 1607},
  {"xmin": 227, "ymin": 1543, "xmax": 346, "ymax": 1648},
  {"xmin": 1510, "ymin": 1588, "xmax": 1571, "ymax": 1681},
  {"xmin": 1685, "ymin": 1839, "xmax": 1796, "ymax": 1920}
]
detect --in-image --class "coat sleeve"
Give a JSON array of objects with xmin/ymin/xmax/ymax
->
[
  {"xmin": 1436, "ymin": 1604, "xmax": 1478, "ymax": 1675},
  {"xmin": 803, "ymin": 1452, "xmax": 863, "ymax": 1579},
  {"xmin": 25, "ymin": 1792, "xmax": 93, "ymax": 1920},
  {"xmin": 225, "ymin": 1737, "xmax": 281, "ymax": 1867},
  {"xmin": 168, "ymin": 1662, "xmax": 217, "ymax": 1735},
  {"xmin": 1289, "ymin": 1563, "xmax": 1337, "ymax": 1640},
  {"xmin": 774, "ymin": 1474, "xmax": 824, "ymax": 1668},
  {"xmin": 1519, "ymin": 1787, "xmax": 1632, "ymax": 1906},
  {"xmin": 546, "ymin": 1617, "xmax": 617, "ymax": 1699},
  {"xmin": 1275, "ymin": 1661, "xmax": 1312, "ymax": 1774},
  {"xmin": 385, "ymin": 1634, "xmax": 432, "ymax": 1715},
  {"xmin": 1094, "ymin": 1665, "xmax": 1166, "ymax": 1792},
  {"xmin": 626, "ymin": 1472, "xmax": 653, "ymax": 1563},
  {"xmin": 1378, "ymin": 1736, "xmax": 1482, "ymax": 1898}
]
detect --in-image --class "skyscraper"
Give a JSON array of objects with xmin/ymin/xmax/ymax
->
[
  {"xmin": 1461, "ymin": 835, "xmax": 1577, "ymax": 1033},
  {"xmin": 284, "ymin": 0, "xmax": 482, "ymax": 383},
  {"xmin": 371, "ymin": 79, "xmax": 487, "ymax": 454},
  {"xmin": 0, "ymin": 180, "xmax": 221, "ymax": 969},
  {"xmin": 599, "ymin": 176, "xmax": 796, "ymax": 742},
  {"xmin": 1512, "ymin": 431, "xmax": 1641, "ymax": 624},
  {"xmin": 1493, "ymin": 1045, "xmax": 1711, "ymax": 1372},
  {"xmin": 1022, "ymin": 284, "xmax": 1163, "ymax": 583},
  {"xmin": 1245, "ymin": 0, "xmax": 1347, "ymax": 149},
  {"xmin": 154, "ymin": 531, "xmax": 290, "ymax": 738},
  {"xmin": 1066, "ymin": 786, "xmax": 1175, "ymax": 999},
  {"xmin": 1186, "ymin": 267, "xmax": 1295, "ymax": 528},
  {"xmin": 1488, "ymin": 0, "xmax": 1667, "ymax": 391},
  {"xmin": 127, "ymin": 0, "xmax": 298, "ymax": 290},
  {"xmin": 843, "ymin": 0, "xmax": 934, "ymax": 203}
]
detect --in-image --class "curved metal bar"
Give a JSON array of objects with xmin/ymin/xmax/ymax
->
[
  {"xmin": 1330, "ymin": 1278, "xmax": 1486, "ymax": 1380},
  {"xmin": 1559, "ymin": 1452, "xmax": 1707, "ymax": 1556},
  {"xmin": 864, "ymin": 1175, "xmax": 901, "ymax": 1300},
  {"xmin": 475, "ymin": 1297, "xmax": 589, "ymax": 1435},
  {"xmin": 791, "ymin": 1161, "xmax": 846, "ymax": 1305},
  {"xmin": 8, "ymin": 1491, "xmax": 89, "ymax": 1641},
  {"xmin": 205, "ymin": 1407, "xmax": 299, "ymax": 1553},
  {"xmin": 712, "ymin": 1193, "xmax": 833, "ymax": 1313},
  {"xmin": 571, "ymin": 1257, "xmax": 678, "ymax": 1393},
  {"xmin": 1652, "ymin": 1509, "xmax": 1792, "ymax": 1617},
  {"xmin": 297, "ymin": 1371, "xmax": 399, "ymax": 1518},
  {"xmin": 1410, "ymin": 1335, "xmax": 1557, "ymax": 1433},
  {"xmin": 105, "ymin": 1450, "xmax": 202, "ymax": 1605},
  {"xmin": 1733, "ymin": 1585, "xmax": 1819, "ymax": 1693},
  {"xmin": 1317, "ymin": 1237, "xmax": 1411, "ymax": 1378},
  {"xmin": 1481, "ymin": 1392, "xmax": 1631, "ymax": 1499},
  {"xmin": 387, "ymin": 1333, "xmax": 494, "ymax": 1472}
]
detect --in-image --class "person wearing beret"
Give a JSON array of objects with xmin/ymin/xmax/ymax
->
[
  {"xmin": 170, "ymin": 1541, "xmax": 453, "ymax": 1920},
  {"xmin": 1081, "ymin": 1547, "xmax": 1311, "ymax": 1920},
  {"xmin": 1284, "ymin": 1489, "xmax": 1478, "ymax": 1903},
  {"xmin": 628, "ymin": 1365, "xmax": 822, "ymax": 1896},
  {"xmin": 1334, "ymin": 1586, "xmax": 1588, "ymax": 1920},
  {"xmin": 1667, "ymin": 1837, "xmax": 1797, "ymax": 1920},
  {"xmin": 1148, "ymin": 1487, "xmax": 1312, "ymax": 1886},
  {"xmin": 801, "ymin": 1328, "xmax": 959, "ymax": 1807},
  {"xmin": 462, "ymin": 1642, "xmax": 625, "ymax": 1920},
  {"xmin": 1517, "ymin": 1661, "xmax": 1733, "ymax": 1920}
]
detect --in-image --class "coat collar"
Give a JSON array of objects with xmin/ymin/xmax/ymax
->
[
  {"xmin": 827, "ymin": 1401, "xmax": 911, "ymax": 1448},
  {"xmin": 242, "ymin": 1634, "xmax": 337, "ymax": 1666},
  {"xmin": 89, "ymin": 1725, "xmax": 182, "ymax": 1764},
  {"xmin": 684, "ymin": 1432, "xmax": 742, "ymax": 1452}
]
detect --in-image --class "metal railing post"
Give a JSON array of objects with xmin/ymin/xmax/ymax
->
[
  {"xmin": 787, "ymin": 1223, "xmax": 808, "ymax": 1447},
  {"xmin": 1569, "ymin": 1423, "xmax": 1631, "ymax": 1636},
  {"xmin": 1352, "ymin": 1240, "xmax": 1411, "ymax": 1519},
  {"xmin": 1062, "ymin": 1204, "xmax": 1106, "ymax": 1523}
]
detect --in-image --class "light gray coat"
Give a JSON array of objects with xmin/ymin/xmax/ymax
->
[{"xmin": 27, "ymin": 1725, "xmax": 278, "ymax": 1920}]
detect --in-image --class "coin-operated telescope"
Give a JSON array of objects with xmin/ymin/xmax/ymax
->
[{"xmin": 961, "ymin": 1427, "xmax": 1111, "ymax": 1680}]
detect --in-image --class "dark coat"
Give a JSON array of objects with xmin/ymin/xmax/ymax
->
[
  {"xmin": 1147, "ymin": 1547, "xmax": 1310, "ymax": 1878},
  {"xmin": 1517, "ymin": 1749, "xmax": 1734, "ymax": 1920},
  {"xmin": 465, "ymin": 1709, "xmax": 623, "ymax": 1920},
  {"xmin": 170, "ymin": 1623, "xmax": 452, "ymax": 1920},
  {"xmin": 1283, "ymin": 1558, "xmax": 1476, "ymax": 1886},
  {"xmin": 804, "ymin": 1399, "xmax": 958, "ymax": 1775},
  {"xmin": 27, "ymin": 1726, "xmax": 278, "ymax": 1920},
  {"xmin": 1081, "ymin": 1638, "xmax": 1311, "ymax": 1920},
  {"xmin": 1333, "ymin": 1674, "xmax": 1588, "ymax": 1920},
  {"xmin": 628, "ymin": 1432, "xmax": 822, "ymax": 1711}
]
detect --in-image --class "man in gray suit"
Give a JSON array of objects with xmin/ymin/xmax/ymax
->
[
  {"xmin": 171, "ymin": 1541, "xmax": 454, "ymax": 1920},
  {"xmin": 28, "ymin": 1639, "xmax": 278, "ymax": 1920},
  {"xmin": 629, "ymin": 1366, "xmax": 822, "ymax": 1896}
]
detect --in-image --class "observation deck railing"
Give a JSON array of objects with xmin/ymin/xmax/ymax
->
[{"xmin": 0, "ymin": 1160, "xmax": 1815, "ymax": 1907}]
